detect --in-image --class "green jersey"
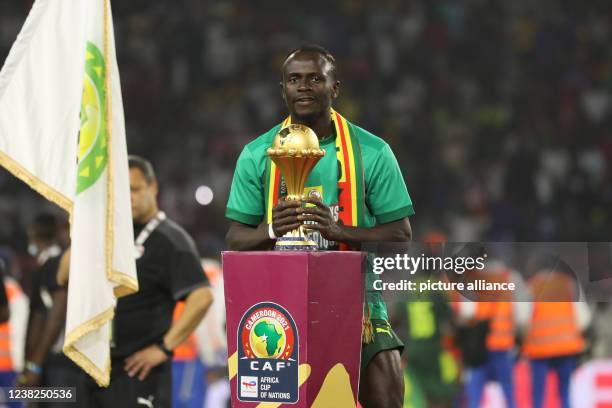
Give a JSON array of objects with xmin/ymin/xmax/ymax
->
[{"xmin": 226, "ymin": 121, "xmax": 414, "ymax": 320}]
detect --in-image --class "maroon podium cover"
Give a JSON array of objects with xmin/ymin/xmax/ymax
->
[{"xmin": 223, "ymin": 251, "xmax": 364, "ymax": 407}]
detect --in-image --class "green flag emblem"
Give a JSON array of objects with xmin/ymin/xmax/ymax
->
[{"xmin": 77, "ymin": 42, "xmax": 108, "ymax": 193}]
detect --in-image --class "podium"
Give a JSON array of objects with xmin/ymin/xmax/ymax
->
[{"xmin": 223, "ymin": 251, "xmax": 364, "ymax": 407}]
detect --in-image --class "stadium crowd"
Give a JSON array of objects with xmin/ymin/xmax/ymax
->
[
  {"xmin": 2, "ymin": 0, "xmax": 611, "ymax": 250},
  {"xmin": 1, "ymin": 0, "xmax": 611, "ymax": 407}
]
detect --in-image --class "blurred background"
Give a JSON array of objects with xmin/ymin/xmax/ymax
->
[
  {"xmin": 1, "ymin": 0, "xmax": 612, "ymax": 407},
  {"xmin": 2, "ymin": 0, "xmax": 611, "ymax": 255}
]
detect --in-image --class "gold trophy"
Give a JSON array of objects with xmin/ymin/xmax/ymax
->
[{"xmin": 267, "ymin": 124, "xmax": 325, "ymax": 251}]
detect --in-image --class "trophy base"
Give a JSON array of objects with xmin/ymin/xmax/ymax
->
[{"xmin": 274, "ymin": 236, "xmax": 318, "ymax": 251}]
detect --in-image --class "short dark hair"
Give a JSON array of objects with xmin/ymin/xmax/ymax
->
[
  {"xmin": 284, "ymin": 44, "xmax": 337, "ymax": 79},
  {"xmin": 128, "ymin": 155, "xmax": 156, "ymax": 184},
  {"xmin": 29, "ymin": 213, "xmax": 59, "ymax": 242}
]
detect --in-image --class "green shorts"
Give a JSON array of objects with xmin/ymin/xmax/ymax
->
[{"xmin": 360, "ymin": 319, "xmax": 404, "ymax": 373}]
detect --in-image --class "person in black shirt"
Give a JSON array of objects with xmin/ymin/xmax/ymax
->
[
  {"xmin": 20, "ymin": 213, "xmax": 78, "ymax": 394},
  {"xmin": 81, "ymin": 156, "xmax": 213, "ymax": 408}
]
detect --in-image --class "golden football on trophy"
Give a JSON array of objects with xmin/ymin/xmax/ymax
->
[{"xmin": 267, "ymin": 124, "xmax": 325, "ymax": 250}]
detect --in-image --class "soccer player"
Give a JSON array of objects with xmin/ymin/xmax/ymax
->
[{"xmin": 225, "ymin": 45, "xmax": 414, "ymax": 408}]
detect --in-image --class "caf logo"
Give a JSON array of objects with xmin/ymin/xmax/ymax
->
[
  {"xmin": 240, "ymin": 302, "xmax": 297, "ymax": 360},
  {"xmin": 307, "ymin": 189, "xmax": 321, "ymax": 200},
  {"xmin": 237, "ymin": 302, "xmax": 299, "ymax": 403}
]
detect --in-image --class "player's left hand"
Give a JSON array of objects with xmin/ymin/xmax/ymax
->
[
  {"xmin": 299, "ymin": 197, "xmax": 344, "ymax": 242},
  {"xmin": 124, "ymin": 344, "xmax": 168, "ymax": 381}
]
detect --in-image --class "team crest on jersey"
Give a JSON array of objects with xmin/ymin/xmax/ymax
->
[{"xmin": 237, "ymin": 302, "xmax": 299, "ymax": 403}]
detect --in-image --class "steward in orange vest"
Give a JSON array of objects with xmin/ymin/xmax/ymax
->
[
  {"xmin": 523, "ymin": 268, "xmax": 590, "ymax": 408},
  {"xmin": 523, "ymin": 271, "xmax": 585, "ymax": 359},
  {"xmin": 454, "ymin": 264, "xmax": 518, "ymax": 352},
  {"xmin": 455, "ymin": 261, "xmax": 521, "ymax": 408},
  {"xmin": 473, "ymin": 266, "xmax": 515, "ymax": 352},
  {"xmin": 0, "ymin": 279, "xmax": 23, "ymax": 373}
]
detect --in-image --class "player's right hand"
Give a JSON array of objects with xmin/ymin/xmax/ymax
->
[{"xmin": 271, "ymin": 198, "xmax": 302, "ymax": 238}]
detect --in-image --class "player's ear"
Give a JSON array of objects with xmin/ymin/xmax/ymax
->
[{"xmin": 331, "ymin": 80, "xmax": 340, "ymax": 99}]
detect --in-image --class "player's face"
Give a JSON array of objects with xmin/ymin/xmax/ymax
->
[
  {"xmin": 281, "ymin": 52, "xmax": 339, "ymax": 121},
  {"xmin": 129, "ymin": 167, "xmax": 158, "ymax": 224}
]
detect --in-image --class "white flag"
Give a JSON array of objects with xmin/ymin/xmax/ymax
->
[{"xmin": 0, "ymin": 0, "xmax": 137, "ymax": 387}]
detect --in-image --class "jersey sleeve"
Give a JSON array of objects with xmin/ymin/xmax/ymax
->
[
  {"xmin": 225, "ymin": 146, "xmax": 265, "ymax": 226},
  {"xmin": 169, "ymin": 250, "xmax": 209, "ymax": 301},
  {"xmin": 366, "ymin": 143, "xmax": 415, "ymax": 224},
  {"xmin": 167, "ymin": 235, "xmax": 209, "ymax": 301}
]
